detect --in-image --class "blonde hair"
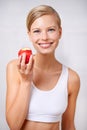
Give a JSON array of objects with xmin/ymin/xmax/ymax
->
[{"xmin": 26, "ymin": 5, "xmax": 61, "ymax": 31}]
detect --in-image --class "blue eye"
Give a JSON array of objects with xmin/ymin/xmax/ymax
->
[
  {"xmin": 48, "ymin": 28, "xmax": 55, "ymax": 32},
  {"xmin": 33, "ymin": 30, "xmax": 40, "ymax": 33}
]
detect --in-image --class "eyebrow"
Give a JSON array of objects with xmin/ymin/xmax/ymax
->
[
  {"xmin": 31, "ymin": 26, "xmax": 57, "ymax": 30},
  {"xmin": 31, "ymin": 28, "xmax": 40, "ymax": 31}
]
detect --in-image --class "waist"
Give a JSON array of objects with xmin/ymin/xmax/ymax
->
[{"xmin": 21, "ymin": 120, "xmax": 60, "ymax": 130}]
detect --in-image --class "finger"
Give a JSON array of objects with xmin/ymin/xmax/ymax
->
[
  {"xmin": 17, "ymin": 55, "xmax": 22, "ymax": 69},
  {"xmin": 21, "ymin": 53, "xmax": 26, "ymax": 69},
  {"xmin": 27, "ymin": 55, "xmax": 34, "ymax": 71},
  {"xmin": 20, "ymin": 55, "xmax": 33, "ymax": 75},
  {"xmin": 21, "ymin": 53, "xmax": 26, "ymax": 64}
]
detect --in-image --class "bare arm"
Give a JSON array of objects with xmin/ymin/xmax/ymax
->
[
  {"xmin": 61, "ymin": 69, "xmax": 80, "ymax": 130},
  {"xmin": 6, "ymin": 54, "xmax": 34, "ymax": 130}
]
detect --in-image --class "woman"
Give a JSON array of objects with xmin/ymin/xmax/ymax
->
[{"xmin": 6, "ymin": 5, "xmax": 80, "ymax": 130}]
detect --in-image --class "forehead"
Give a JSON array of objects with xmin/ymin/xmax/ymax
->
[{"xmin": 30, "ymin": 15, "xmax": 58, "ymax": 29}]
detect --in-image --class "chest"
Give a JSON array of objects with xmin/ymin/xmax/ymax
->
[
  {"xmin": 29, "ymin": 82, "xmax": 68, "ymax": 116},
  {"xmin": 33, "ymin": 68, "xmax": 62, "ymax": 91},
  {"xmin": 27, "ymin": 65, "xmax": 68, "ymax": 122}
]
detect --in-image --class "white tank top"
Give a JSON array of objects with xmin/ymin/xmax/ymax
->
[{"xmin": 26, "ymin": 65, "xmax": 68, "ymax": 123}]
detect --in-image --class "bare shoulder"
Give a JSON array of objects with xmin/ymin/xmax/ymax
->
[
  {"xmin": 68, "ymin": 67, "xmax": 80, "ymax": 95},
  {"xmin": 6, "ymin": 59, "xmax": 18, "ymax": 73},
  {"xmin": 6, "ymin": 59, "xmax": 20, "ymax": 82},
  {"xmin": 6, "ymin": 59, "xmax": 18, "ymax": 69}
]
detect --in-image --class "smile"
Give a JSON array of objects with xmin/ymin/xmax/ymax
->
[{"xmin": 38, "ymin": 42, "xmax": 53, "ymax": 48}]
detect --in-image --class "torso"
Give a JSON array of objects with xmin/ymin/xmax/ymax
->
[
  {"xmin": 21, "ymin": 63, "xmax": 68, "ymax": 130},
  {"xmin": 33, "ymin": 62, "xmax": 63, "ymax": 91},
  {"xmin": 21, "ymin": 120, "xmax": 60, "ymax": 130}
]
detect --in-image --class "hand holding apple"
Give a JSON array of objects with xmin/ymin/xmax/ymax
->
[{"xmin": 18, "ymin": 48, "xmax": 32, "ymax": 64}]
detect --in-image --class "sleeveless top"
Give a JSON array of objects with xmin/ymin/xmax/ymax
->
[{"xmin": 26, "ymin": 65, "xmax": 68, "ymax": 123}]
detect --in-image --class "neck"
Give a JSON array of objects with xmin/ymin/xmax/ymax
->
[{"xmin": 34, "ymin": 53, "xmax": 57, "ymax": 71}]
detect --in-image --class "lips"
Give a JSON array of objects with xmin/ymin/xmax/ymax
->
[{"xmin": 38, "ymin": 42, "xmax": 53, "ymax": 48}]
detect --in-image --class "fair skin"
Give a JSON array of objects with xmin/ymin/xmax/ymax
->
[{"xmin": 6, "ymin": 15, "xmax": 80, "ymax": 130}]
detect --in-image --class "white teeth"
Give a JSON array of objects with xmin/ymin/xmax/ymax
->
[
  {"xmin": 40, "ymin": 43, "xmax": 50, "ymax": 48},
  {"xmin": 39, "ymin": 43, "xmax": 52, "ymax": 48}
]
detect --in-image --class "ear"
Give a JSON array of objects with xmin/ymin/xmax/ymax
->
[
  {"xmin": 58, "ymin": 27, "xmax": 62, "ymax": 39},
  {"xmin": 27, "ymin": 31, "xmax": 32, "ymax": 41}
]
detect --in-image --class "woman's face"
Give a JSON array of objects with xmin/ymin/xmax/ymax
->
[{"xmin": 28, "ymin": 14, "xmax": 62, "ymax": 54}]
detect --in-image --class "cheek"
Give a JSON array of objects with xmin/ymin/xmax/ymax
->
[
  {"xmin": 54, "ymin": 29, "xmax": 62, "ymax": 40},
  {"xmin": 52, "ymin": 33, "xmax": 60, "ymax": 41},
  {"xmin": 30, "ymin": 35, "xmax": 39, "ymax": 43},
  {"xmin": 54, "ymin": 32, "xmax": 61, "ymax": 41},
  {"xmin": 30, "ymin": 37, "xmax": 37, "ymax": 43}
]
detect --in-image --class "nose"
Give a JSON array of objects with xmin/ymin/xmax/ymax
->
[{"xmin": 41, "ymin": 31, "xmax": 48, "ymax": 40}]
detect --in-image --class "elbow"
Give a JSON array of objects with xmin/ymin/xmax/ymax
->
[
  {"xmin": 62, "ymin": 122, "xmax": 76, "ymax": 130},
  {"xmin": 64, "ymin": 125, "xmax": 76, "ymax": 130},
  {"xmin": 6, "ymin": 114, "xmax": 22, "ymax": 130}
]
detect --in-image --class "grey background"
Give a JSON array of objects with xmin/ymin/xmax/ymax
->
[{"xmin": 0, "ymin": 0, "xmax": 87, "ymax": 130}]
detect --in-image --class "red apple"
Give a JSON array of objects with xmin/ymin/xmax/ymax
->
[{"xmin": 18, "ymin": 48, "xmax": 32, "ymax": 64}]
